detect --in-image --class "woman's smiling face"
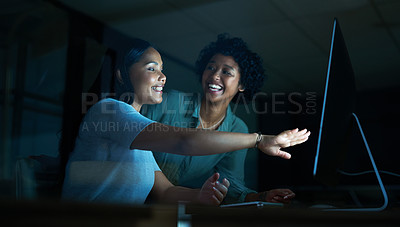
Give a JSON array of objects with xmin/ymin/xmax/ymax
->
[
  {"xmin": 129, "ymin": 47, "xmax": 166, "ymax": 107},
  {"xmin": 201, "ymin": 53, "xmax": 244, "ymax": 105}
]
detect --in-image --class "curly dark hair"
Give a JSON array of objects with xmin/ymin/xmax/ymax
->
[{"xmin": 195, "ymin": 33, "xmax": 266, "ymax": 103}]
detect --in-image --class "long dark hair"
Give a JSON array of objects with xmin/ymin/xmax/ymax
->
[
  {"xmin": 58, "ymin": 38, "xmax": 155, "ymax": 194},
  {"xmin": 114, "ymin": 39, "xmax": 155, "ymax": 104}
]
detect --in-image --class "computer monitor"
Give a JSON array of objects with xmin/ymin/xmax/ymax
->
[
  {"xmin": 312, "ymin": 18, "xmax": 388, "ymax": 211},
  {"xmin": 313, "ymin": 18, "xmax": 356, "ymax": 187}
]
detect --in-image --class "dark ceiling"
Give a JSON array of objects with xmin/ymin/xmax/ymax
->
[{"xmin": 2, "ymin": 0, "xmax": 400, "ymax": 94}]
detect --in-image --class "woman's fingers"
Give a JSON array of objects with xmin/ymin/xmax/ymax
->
[
  {"xmin": 275, "ymin": 150, "xmax": 291, "ymax": 159},
  {"xmin": 287, "ymin": 129, "xmax": 310, "ymax": 146},
  {"xmin": 212, "ymin": 186, "xmax": 224, "ymax": 202},
  {"xmin": 207, "ymin": 172, "xmax": 220, "ymax": 184},
  {"xmin": 266, "ymin": 189, "xmax": 296, "ymax": 204},
  {"xmin": 283, "ymin": 193, "xmax": 295, "ymax": 200},
  {"xmin": 213, "ymin": 179, "xmax": 229, "ymax": 202},
  {"xmin": 210, "ymin": 194, "xmax": 220, "ymax": 205},
  {"xmin": 222, "ymin": 178, "xmax": 230, "ymax": 189}
]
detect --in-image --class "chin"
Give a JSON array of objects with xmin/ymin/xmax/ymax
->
[
  {"xmin": 152, "ymin": 98, "xmax": 163, "ymax": 105},
  {"xmin": 207, "ymin": 95, "xmax": 235, "ymax": 106},
  {"xmin": 205, "ymin": 93, "xmax": 223, "ymax": 101}
]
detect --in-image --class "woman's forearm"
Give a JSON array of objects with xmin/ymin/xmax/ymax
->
[
  {"xmin": 152, "ymin": 171, "xmax": 227, "ymax": 205},
  {"xmin": 133, "ymin": 123, "xmax": 310, "ymax": 158},
  {"xmin": 151, "ymin": 171, "xmax": 201, "ymax": 204},
  {"xmin": 132, "ymin": 122, "xmax": 258, "ymax": 156}
]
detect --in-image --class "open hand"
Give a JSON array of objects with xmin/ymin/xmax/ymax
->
[
  {"xmin": 258, "ymin": 128, "xmax": 310, "ymax": 159},
  {"xmin": 198, "ymin": 173, "xmax": 230, "ymax": 206}
]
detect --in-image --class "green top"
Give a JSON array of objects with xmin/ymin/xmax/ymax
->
[{"xmin": 142, "ymin": 90, "xmax": 256, "ymax": 203}]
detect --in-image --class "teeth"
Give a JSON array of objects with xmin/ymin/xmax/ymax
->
[
  {"xmin": 152, "ymin": 86, "xmax": 163, "ymax": 91},
  {"xmin": 208, "ymin": 84, "xmax": 222, "ymax": 90}
]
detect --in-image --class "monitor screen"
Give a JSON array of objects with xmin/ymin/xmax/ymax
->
[{"xmin": 313, "ymin": 18, "xmax": 357, "ymax": 186}]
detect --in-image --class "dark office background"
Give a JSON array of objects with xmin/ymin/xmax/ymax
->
[{"xmin": 1, "ymin": 0, "xmax": 399, "ymax": 204}]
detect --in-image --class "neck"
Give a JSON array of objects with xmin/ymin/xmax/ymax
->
[
  {"xmin": 199, "ymin": 98, "xmax": 228, "ymax": 129},
  {"xmin": 131, "ymin": 102, "xmax": 142, "ymax": 112}
]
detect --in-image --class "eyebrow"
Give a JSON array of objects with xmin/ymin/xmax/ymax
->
[
  {"xmin": 145, "ymin": 61, "xmax": 159, "ymax": 65},
  {"xmin": 208, "ymin": 60, "xmax": 236, "ymax": 71}
]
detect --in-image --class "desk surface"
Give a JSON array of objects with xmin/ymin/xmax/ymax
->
[{"xmin": 1, "ymin": 199, "xmax": 399, "ymax": 227}]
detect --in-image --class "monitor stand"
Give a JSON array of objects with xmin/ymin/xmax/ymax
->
[{"xmin": 325, "ymin": 113, "xmax": 388, "ymax": 211}]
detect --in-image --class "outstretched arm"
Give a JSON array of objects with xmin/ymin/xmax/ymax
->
[
  {"xmin": 151, "ymin": 171, "xmax": 230, "ymax": 205},
  {"xmin": 132, "ymin": 123, "xmax": 310, "ymax": 158}
]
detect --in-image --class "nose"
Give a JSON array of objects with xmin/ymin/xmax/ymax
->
[
  {"xmin": 159, "ymin": 72, "xmax": 166, "ymax": 84},
  {"xmin": 211, "ymin": 70, "xmax": 220, "ymax": 81}
]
